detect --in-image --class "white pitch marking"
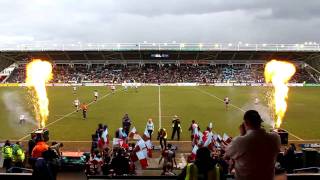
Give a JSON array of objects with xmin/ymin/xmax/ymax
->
[
  {"xmin": 195, "ymin": 87, "xmax": 304, "ymax": 141},
  {"xmin": 158, "ymin": 85, "xmax": 162, "ymax": 128},
  {"xmin": 18, "ymin": 88, "xmax": 122, "ymax": 141}
]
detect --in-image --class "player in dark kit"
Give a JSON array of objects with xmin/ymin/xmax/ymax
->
[
  {"xmin": 171, "ymin": 115, "xmax": 181, "ymax": 141},
  {"xmin": 80, "ymin": 103, "xmax": 88, "ymax": 120}
]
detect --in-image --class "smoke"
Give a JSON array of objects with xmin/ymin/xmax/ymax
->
[
  {"xmin": 240, "ymin": 88, "xmax": 275, "ymax": 128},
  {"xmin": 242, "ymin": 103, "xmax": 275, "ymax": 128},
  {"xmin": 2, "ymin": 91, "xmax": 37, "ymax": 133}
]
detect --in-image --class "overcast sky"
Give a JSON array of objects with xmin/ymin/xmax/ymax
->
[{"xmin": 0, "ymin": 0, "xmax": 319, "ymax": 44}]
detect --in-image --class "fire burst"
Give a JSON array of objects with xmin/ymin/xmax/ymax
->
[
  {"xmin": 26, "ymin": 59, "xmax": 53, "ymax": 128},
  {"xmin": 264, "ymin": 60, "xmax": 296, "ymax": 129}
]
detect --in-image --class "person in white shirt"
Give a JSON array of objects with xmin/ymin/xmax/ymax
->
[
  {"xmin": 101, "ymin": 125, "xmax": 109, "ymax": 144},
  {"xmin": 133, "ymin": 79, "xmax": 138, "ymax": 92},
  {"xmin": 19, "ymin": 114, "xmax": 26, "ymax": 124},
  {"xmin": 146, "ymin": 118, "xmax": 154, "ymax": 140},
  {"xmin": 94, "ymin": 90, "xmax": 98, "ymax": 101},
  {"xmin": 73, "ymin": 86, "xmax": 77, "ymax": 95},
  {"xmin": 74, "ymin": 98, "xmax": 80, "ymax": 112},
  {"xmin": 124, "ymin": 80, "xmax": 128, "ymax": 91},
  {"xmin": 254, "ymin": 97, "xmax": 259, "ymax": 105},
  {"xmin": 225, "ymin": 110, "xmax": 281, "ymax": 180}
]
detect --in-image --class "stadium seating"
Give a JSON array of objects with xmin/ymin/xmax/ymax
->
[{"xmin": 6, "ymin": 63, "xmax": 316, "ymax": 84}]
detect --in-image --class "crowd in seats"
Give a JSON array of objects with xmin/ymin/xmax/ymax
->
[
  {"xmin": 2, "ymin": 112, "xmax": 319, "ymax": 179},
  {"xmin": 6, "ymin": 63, "xmax": 316, "ymax": 84}
]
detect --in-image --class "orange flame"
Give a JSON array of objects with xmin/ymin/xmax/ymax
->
[
  {"xmin": 264, "ymin": 60, "xmax": 296, "ymax": 128},
  {"xmin": 26, "ymin": 59, "xmax": 53, "ymax": 128}
]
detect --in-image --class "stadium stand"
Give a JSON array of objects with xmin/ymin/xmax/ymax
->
[
  {"xmin": 5, "ymin": 63, "xmax": 317, "ymax": 84},
  {"xmin": 1, "ymin": 45, "xmax": 320, "ymax": 179}
]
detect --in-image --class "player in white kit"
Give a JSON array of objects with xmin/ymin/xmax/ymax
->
[
  {"xmin": 73, "ymin": 86, "xmax": 77, "ymax": 95},
  {"xmin": 133, "ymin": 79, "xmax": 138, "ymax": 92},
  {"xmin": 254, "ymin": 97, "xmax": 259, "ymax": 105},
  {"xmin": 94, "ymin": 90, "xmax": 99, "ymax": 101},
  {"xmin": 19, "ymin": 114, "xmax": 26, "ymax": 124},
  {"xmin": 74, "ymin": 98, "xmax": 80, "ymax": 112},
  {"xmin": 124, "ymin": 80, "xmax": 128, "ymax": 91},
  {"xmin": 224, "ymin": 96, "xmax": 230, "ymax": 111}
]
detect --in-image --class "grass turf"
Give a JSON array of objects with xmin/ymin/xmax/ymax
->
[{"xmin": 0, "ymin": 86, "xmax": 319, "ymax": 141}]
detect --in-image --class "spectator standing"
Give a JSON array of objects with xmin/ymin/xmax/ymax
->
[
  {"xmin": 146, "ymin": 118, "xmax": 154, "ymax": 140},
  {"xmin": 171, "ymin": 115, "xmax": 181, "ymax": 140},
  {"xmin": 225, "ymin": 110, "xmax": 281, "ymax": 180},
  {"xmin": 282, "ymin": 144, "xmax": 296, "ymax": 173},
  {"xmin": 178, "ymin": 147, "xmax": 218, "ymax": 180},
  {"xmin": 12, "ymin": 141, "xmax": 25, "ymax": 168},
  {"xmin": 122, "ymin": 113, "xmax": 132, "ymax": 135},
  {"xmin": 50, "ymin": 142, "xmax": 64, "ymax": 158},
  {"xmin": 2, "ymin": 140, "xmax": 13, "ymax": 171},
  {"xmin": 157, "ymin": 128, "xmax": 167, "ymax": 150},
  {"xmin": 111, "ymin": 148, "xmax": 130, "ymax": 176},
  {"xmin": 32, "ymin": 149, "xmax": 57, "ymax": 180},
  {"xmin": 32, "ymin": 137, "xmax": 49, "ymax": 158},
  {"xmin": 159, "ymin": 144, "xmax": 177, "ymax": 169},
  {"xmin": 188, "ymin": 120, "xmax": 199, "ymax": 141}
]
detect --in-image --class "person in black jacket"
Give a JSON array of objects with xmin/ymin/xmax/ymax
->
[
  {"xmin": 171, "ymin": 115, "xmax": 181, "ymax": 140},
  {"xmin": 111, "ymin": 148, "xmax": 129, "ymax": 176},
  {"xmin": 122, "ymin": 114, "xmax": 131, "ymax": 135}
]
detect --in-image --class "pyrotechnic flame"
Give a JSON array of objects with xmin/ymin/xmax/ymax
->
[
  {"xmin": 26, "ymin": 59, "xmax": 53, "ymax": 128},
  {"xmin": 264, "ymin": 60, "xmax": 296, "ymax": 129}
]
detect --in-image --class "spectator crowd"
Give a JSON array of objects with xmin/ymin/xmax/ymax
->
[
  {"xmin": 0, "ymin": 111, "xmax": 313, "ymax": 180},
  {"xmin": 7, "ymin": 63, "xmax": 316, "ymax": 84}
]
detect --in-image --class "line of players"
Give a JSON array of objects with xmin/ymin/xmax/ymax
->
[
  {"xmin": 223, "ymin": 96, "xmax": 259, "ymax": 111},
  {"xmin": 72, "ymin": 81, "xmax": 139, "ymax": 120}
]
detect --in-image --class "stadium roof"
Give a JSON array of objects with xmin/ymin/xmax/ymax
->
[{"xmin": 1, "ymin": 43, "xmax": 320, "ymax": 69}]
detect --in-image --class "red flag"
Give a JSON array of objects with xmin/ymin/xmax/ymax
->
[{"xmin": 136, "ymin": 151, "xmax": 148, "ymax": 169}]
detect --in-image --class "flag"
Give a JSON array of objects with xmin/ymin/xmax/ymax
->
[
  {"xmin": 136, "ymin": 151, "xmax": 148, "ymax": 169},
  {"xmin": 203, "ymin": 132, "xmax": 213, "ymax": 147},
  {"xmin": 215, "ymin": 141, "xmax": 221, "ymax": 148},
  {"xmin": 145, "ymin": 140, "xmax": 153, "ymax": 158},
  {"xmin": 217, "ymin": 134, "xmax": 222, "ymax": 142},
  {"xmin": 112, "ymin": 138, "xmax": 120, "ymax": 146},
  {"xmin": 143, "ymin": 127, "xmax": 150, "ymax": 139},
  {"xmin": 201, "ymin": 131, "xmax": 209, "ymax": 144},
  {"xmin": 137, "ymin": 139, "xmax": 146, "ymax": 150},
  {"xmin": 213, "ymin": 134, "xmax": 218, "ymax": 141},
  {"xmin": 190, "ymin": 145, "xmax": 198, "ymax": 160},
  {"xmin": 102, "ymin": 129, "xmax": 109, "ymax": 144}
]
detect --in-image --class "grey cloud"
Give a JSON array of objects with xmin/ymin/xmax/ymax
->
[{"xmin": 0, "ymin": 0, "xmax": 319, "ymax": 44}]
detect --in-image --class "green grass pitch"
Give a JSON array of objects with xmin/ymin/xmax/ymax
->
[{"xmin": 0, "ymin": 86, "xmax": 319, "ymax": 141}]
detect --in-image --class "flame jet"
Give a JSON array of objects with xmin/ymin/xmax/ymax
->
[
  {"xmin": 26, "ymin": 59, "xmax": 53, "ymax": 128},
  {"xmin": 264, "ymin": 60, "xmax": 296, "ymax": 128}
]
